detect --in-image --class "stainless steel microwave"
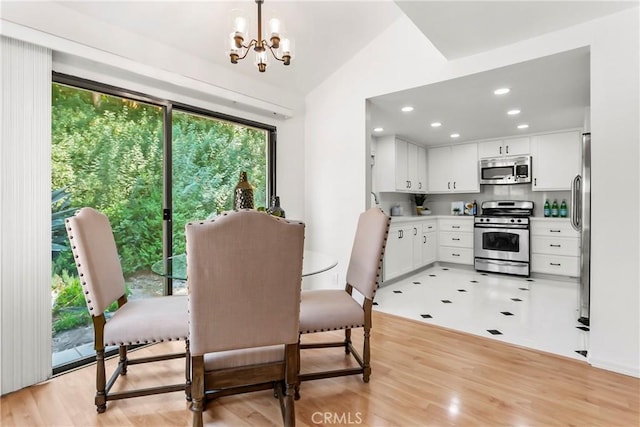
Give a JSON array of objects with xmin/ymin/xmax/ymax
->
[{"xmin": 479, "ymin": 156, "xmax": 532, "ymax": 185}]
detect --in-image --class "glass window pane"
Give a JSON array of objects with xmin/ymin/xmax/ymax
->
[
  {"xmin": 171, "ymin": 110, "xmax": 269, "ymax": 262},
  {"xmin": 51, "ymin": 83, "xmax": 164, "ymax": 369}
]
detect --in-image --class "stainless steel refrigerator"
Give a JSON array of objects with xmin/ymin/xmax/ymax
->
[{"xmin": 571, "ymin": 132, "xmax": 591, "ymax": 326}]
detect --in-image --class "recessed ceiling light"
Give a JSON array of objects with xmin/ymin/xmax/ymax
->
[
  {"xmin": 373, "ymin": 127, "xmax": 384, "ymax": 132},
  {"xmin": 401, "ymin": 106, "xmax": 414, "ymax": 112},
  {"xmin": 450, "ymin": 133, "xmax": 460, "ymax": 138},
  {"xmin": 431, "ymin": 122, "xmax": 442, "ymax": 127},
  {"xmin": 494, "ymin": 88, "xmax": 510, "ymax": 95},
  {"xmin": 507, "ymin": 109, "xmax": 521, "ymax": 115},
  {"xmin": 517, "ymin": 124, "xmax": 529, "ymax": 129}
]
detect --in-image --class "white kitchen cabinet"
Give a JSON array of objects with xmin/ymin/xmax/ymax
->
[
  {"xmin": 383, "ymin": 219, "xmax": 437, "ymax": 282},
  {"xmin": 375, "ymin": 136, "xmax": 427, "ymax": 193},
  {"xmin": 531, "ymin": 130, "xmax": 581, "ymax": 191},
  {"xmin": 437, "ymin": 217, "xmax": 474, "ymax": 265},
  {"xmin": 427, "ymin": 143, "xmax": 479, "ymax": 193},
  {"xmin": 530, "ymin": 219, "xmax": 580, "ymax": 277},
  {"xmin": 383, "ymin": 223, "xmax": 414, "ymax": 281},
  {"xmin": 478, "ymin": 137, "xmax": 530, "ymax": 159},
  {"xmin": 421, "ymin": 220, "xmax": 437, "ymax": 266}
]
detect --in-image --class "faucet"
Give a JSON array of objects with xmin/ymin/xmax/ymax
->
[{"xmin": 371, "ymin": 191, "xmax": 379, "ymax": 206}]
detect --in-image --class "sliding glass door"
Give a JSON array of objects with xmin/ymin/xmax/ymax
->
[
  {"xmin": 51, "ymin": 83, "xmax": 165, "ymax": 370},
  {"xmin": 51, "ymin": 78, "xmax": 275, "ymax": 373}
]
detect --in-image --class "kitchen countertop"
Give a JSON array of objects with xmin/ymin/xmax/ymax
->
[
  {"xmin": 390, "ymin": 215, "xmax": 571, "ymax": 222},
  {"xmin": 390, "ymin": 215, "xmax": 474, "ymax": 222}
]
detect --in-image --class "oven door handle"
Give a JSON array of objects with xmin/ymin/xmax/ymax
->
[{"xmin": 474, "ymin": 224, "xmax": 529, "ymax": 230}]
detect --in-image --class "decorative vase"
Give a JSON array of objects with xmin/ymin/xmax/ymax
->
[
  {"xmin": 267, "ymin": 196, "xmax": 285, "ymax": 218},
  {"xmin": 233, "ymin": 171, "xmax": 254, "ymax": 209}
]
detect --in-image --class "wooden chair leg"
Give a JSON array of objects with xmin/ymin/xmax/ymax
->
[
  {"xmin": 362, "ymin": 327, "xmax": 371, "ymax": 383},
  {"xmin": 185, "ymin": 340, "xmax": 192, "ymax": 401},
  {"xmin": 118, "ymin": 345, "xmax": 128, "ymax": 375},
  {"xmin": 190, "ymin": 355, "xmax": 205, "ymax": 427},
  {"xmin": 344, "ymin": 328, "xmax": 352, "ymax": 354},
  {"xmin": 285, "ymin": 344, "xmax": 297, "ymax": 427},
  {"xmin": 95, "ymin": 348, "xmax": 107, "ymax": 413},
  {"xmin": 294, "ymin": 336, "xmax": 301, "ymax": 400}
]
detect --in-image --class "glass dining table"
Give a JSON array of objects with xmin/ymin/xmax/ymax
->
[{"xmin": 151, "ymin": 250, "xmax": 338, "ymax": 281}]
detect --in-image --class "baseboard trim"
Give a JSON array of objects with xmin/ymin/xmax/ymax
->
[{"xmin": 588, "ymin": 356, "xmax": 640, "ymax": 378}]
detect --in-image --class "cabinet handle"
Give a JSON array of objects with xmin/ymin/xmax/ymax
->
[
  {"xmin": 452, "ymin": 225, "xmax": 461, "ymax": 229},
  {"xmin": 550, "ymin": 262, "xmax": 561, "ymax": 266},
  {"xmin": 550, "ymin": 244, "xmax": 561, "ymax": 248},
  {"xmin": 506, "ymin": 145, "xmax": 509, "ymax": 154},
  {"xmin": 423, "ymin": 236, "xmax": 426, "ymax": 243},
  {"xmin": 550, "ymin": 230, "xmax": 561, "ymax": 233},
  {"xmin": 414, "ymin": 227, "xmax": 418, "ymax": 236},
  {"xmin": 406, "ymin": 180, "xmax": 410, "ymax": 188},
  {"xmin": 398, "ymin": 230, "xmax": 403, "ymax": 239},
  {"xmin": 419, "ymin": 182, "xmax": 422, "ymax": 189},
  {"xmin": 453, "ymin": 181, "xmax": 457, "ymax": 189},
  {"xmin": 448, "ymin": 182, "xmax": 451, "ymax": 190},
  {"xmin": 452, "ymin": 253, "xmax": 461, "ymax": 257},
  {"xmin": 499, "ymin": 146, "xmax": 502, "ymax": 155},
  {"xmin": 534, "ymin": 178, "xmax": 537, "ymax": 186},
  {"xmin": 427, "ymin": 226, "xmax": 433, "ymax": 230},
  {"xmin": 452, "ymin": 238, "xmax": 460, "ymax": 241},
  {"xmin": 408, "ymin": 181, "xmax": 412, "ymax": 188}
]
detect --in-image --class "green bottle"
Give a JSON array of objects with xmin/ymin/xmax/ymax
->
[
  {"xmin": 551, "ymin": 199, "xmax": 559, "ymax": 217},
  {"xmin": 560, "ymin": 199, "xmax": 568, "ymax": 217},
  {"xmin": 544, "ymin": 200, "xmax": 551, "ymax": 217}
]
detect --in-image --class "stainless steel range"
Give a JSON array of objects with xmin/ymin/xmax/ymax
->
[{"xmin": 474, "ymin": 200, "xmax": 534, "ymax": 276}]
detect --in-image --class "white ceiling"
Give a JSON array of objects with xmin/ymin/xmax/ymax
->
[
  {"xmin": 396, "ymin": 1, "xmax": 639, "ymax": 60},
  {"xmin": 368, "ymin": 47, "xmax": 591, "ymax": 146},
  {"xmin": 2, "ymin": 0, "xmax": 636, "ymax": 141},
  {"xmin": 48, "ymin": 0, "xmax": 403, "ymax": 97}
]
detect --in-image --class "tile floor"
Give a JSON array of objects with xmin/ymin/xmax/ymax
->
[{"xmin": 374, "ymin": 265, "xmax": 589, "ymax": 361}]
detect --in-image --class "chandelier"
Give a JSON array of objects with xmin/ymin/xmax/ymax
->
[{"xmin": 229, "ymin": 0, "xmax": 293, "ymax": 72}]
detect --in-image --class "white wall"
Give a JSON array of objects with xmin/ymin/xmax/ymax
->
[
  {"xmin": 305, "ymin": 8, "xmax": 639, "ymax": 376},
  {"xmin": 303, "ymin": 14, "xmax": 447, "ymax": 289}
]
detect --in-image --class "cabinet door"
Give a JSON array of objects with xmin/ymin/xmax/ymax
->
[
  {"xmin": 406, "ymin": 142, "xmax": 419, "ymax": 191},
  {"xmin": 416, "ymin": 145, "xmax": 427, "ymax": 193},
  {"xmin": 451, "ymin": 143, "xmax": 479, "ymax": 193},
  {"xmin": 504, "ymin": 137, "xmax": 530, "ymax": 156},
  {"xmin": 394, "ymin": 139, "xmax": 410, "ymax": 191},
  {"xmin": 478, "ymin": 140, "xmax": 503, "ymax": 158},
  {"xmin": 411, "ymin": 225, "xmax": 422, "ymax": 268},
  {"xmin": 427, "ymin": 146, "xmax": 452, "ymax": 192},
  {"xmin": 383, "ymin": 225, "xmax": 413, "ymax": 281},
  {"xmin": 422, "ymin": 232, "xmax": 437, "ymax": 265},
  {"xmin": 531, "ymin": 131, "xmax": 580, "ymax": 191}
]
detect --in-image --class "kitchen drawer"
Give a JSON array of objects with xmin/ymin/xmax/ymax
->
[
  {"xmin": 531, "ymin": 254, "xmax": 579, "ymax": 277},
  {"xmin": 438, "ymin": 246, "xmax": 473, "ymax": 264},
  {"xmin": 438, "ymin": 218, "xmax": 473, "ymax": 233},
  {"xmin": 422, "ymin": 220, "xmax": 436, "ymax": 233},
  {"xmin": 530, "ymin": 220, "xmax": 579, "ymax": 237},
  {"xmin": 531, "ymin": 236, "xmax": 580, "ymax": 257},
  {"xmin": 439, "ymin": 231, "xmax": 473, "ymax": 248}
]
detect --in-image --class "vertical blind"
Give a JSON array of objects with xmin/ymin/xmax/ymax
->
[{"xmin": 1, "ymin": 36, "xmax": 52, "ymax": 394}]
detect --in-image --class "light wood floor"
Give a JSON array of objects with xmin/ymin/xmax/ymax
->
[{"xmin": 2, "ymin": 311, "xmax": 639, "ymax": 426}]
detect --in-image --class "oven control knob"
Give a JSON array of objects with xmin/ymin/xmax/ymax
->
[
  {"xmin": 510, "ymin": 219, "xmax": 515, "ymax": 223},
  {"xmin": 517, "ymin": 219, "xmax": 522, "ymax": 223}
]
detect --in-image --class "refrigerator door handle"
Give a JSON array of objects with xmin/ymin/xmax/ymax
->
[{"xmin": 571, "ymin": 174, "xmax": 582, "ymax": 231}]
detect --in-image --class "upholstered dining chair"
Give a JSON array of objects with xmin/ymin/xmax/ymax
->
[
  {"xmin": 65, "ymin": 207, "xmax": 190, "ymax": 413},
  {"xmin": 186, "ymin": 209, "xmax": 305, "ymax": 427},
  {"xmin": 296, "ymin": 207, "xmax": 390, "ymax": 397}
]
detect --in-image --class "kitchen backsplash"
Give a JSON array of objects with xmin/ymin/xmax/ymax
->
[{"xmin": 376, "ymin": 186, "xmax": 571, "ymax": 217}]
